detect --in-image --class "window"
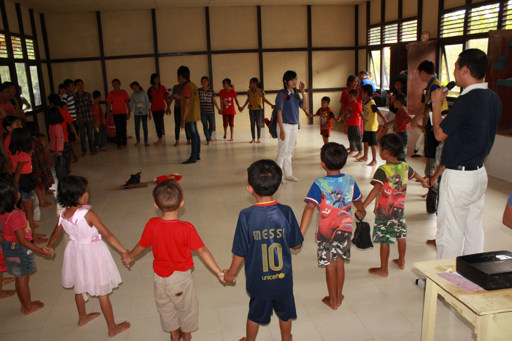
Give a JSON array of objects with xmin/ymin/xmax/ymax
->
[
  {"xmin": 440, "ymin": 44, "xmax": 463, "ymax": 97},
  {"xmin": 369, "ymin": 50, "xmax": 381, "ymax": 89},
  {"xmin": 0, "ymin": 65, "xmax": 10, "ymax": 82},
  {"xmin": 15, "ymin": 63, "xmax": 32, "ymax": 109},
  {"xmin": 0, "ymin": 34, "xmax": 7, "ymax": 59},
  {"xmin": 382, "ymin": 47, "xmax": 391, "ymax": 90},
  {"xmin": 368, "ymin": 27, "xmax": 381, "ymax": 46},
  {"xmin": 11, "ymin": 36, "xmax": 23, "ymax": 59},
  {"xmin": 468, "ymin": 3, "xmax": 499, "ymax": 34},
  {"xmin": 26, "ymin": 39, "xmax": 35, "ymax": 60},
  {"xmin": 400, "ymin": 20, "xmax": 418, "ymax": 42},
  {"xmin": 440, "ymin": 9, "xmax": 466, "ymax": 38},
  {"xmin": 383, "ymin": 24, "xmax": 398, "ymax": 44},
  {"xmin": 467, "ymin": 38, "xmax": 488, "ymax": 54},
  {"xmin": 29, "ymin": 66, "xmax": 41, "ymax": 106},
  {"xmin": 505, "ymin": 0, "xmax": 512, "ymax": 29}
]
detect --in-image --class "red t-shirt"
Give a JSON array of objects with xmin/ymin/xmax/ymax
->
[
  {"xmin": 0, "ymin": 209, "xmax": 32, "ymax": 243},
  {"xmin": 59, "ymin": 107, "xmax": 74, "ymax": 142},
  {"xmin": 394, "ymin": 107, "xmax": 411, "ymax": 133},
  {"xmin": 149, "ymin": 86, "xmax": 169, "ymax": 111},
  {"xmin": 106, "ymin": 90, "xmax": 130, "ymax": 114},
  {"xmin": 139, "ymin": 218, "xmax": 205, "ymax": 277},
  {"xmin": 10, "ymin": 151, "xmax": 32, "ymax": 174},
  {"xmin": 345, "ymin": 101, "xmax": 363, "ymax": 127},
  {"xmin": 219, "ymin": 89, "xmax": 237, "ymax": 115},
  {"xmin": 340, "ymin": 87, "xmax": 363, "ymax": 108}
]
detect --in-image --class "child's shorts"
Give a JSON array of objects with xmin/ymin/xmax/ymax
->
[
  {"xmin": 2, "ymin": 241, "xmax": 36, "ymax": 277},
  {"xmin": 222, "ymin": 114, "xmax": 234, "ymax": 128},
  {"xmin": 320, "ymin": 128, "xmax": 331, "ymax": 138},
  {"xmin": 154, "ymin": 270, "xmax": 199, "ymax": 333},
  {"xmin": 362, "ymin": 130, "xmax": 378, "ymax": 146},
  {"xmin": 21, "ymin": 190, "xmax": 35, "ymax": 202},
  {"xmin": 372, "ymin": 217, "xmax": 407, "ymax": 243},
  {"xmin": 316, "ymin": 231, "xmax": 352, "ymax": 266},
  {"xmin": 248, "ymin": 291, "xmax": 297, "ymax": 325}
]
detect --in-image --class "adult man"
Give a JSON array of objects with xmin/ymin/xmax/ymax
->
[
  {"xmin": 74, "ymin": 79, "xmax": 96, "ymax": 155},
  {"xmin": 431, "ymin": 49, "xmax": 502, "ymax": 259},
  {"xmin": 62, "ymin": 78, "xmax": 79, "ymax": 162},
  {"xmin": 358, "ymin": 71, "xmax": 376, "ymax": 94},
  {"xmin": 177, "ymin": 66, "xmax": 201, "ymax": 164}
]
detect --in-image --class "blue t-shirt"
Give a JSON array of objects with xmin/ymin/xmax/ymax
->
[
  {"xmin": 275, "ymin": 91, "xmax": 303, "ymax": 124},
  {"xmin": 305, "ymin": 174, "xmax": 362, "ymax": 241},
  {"xmin": 361, "ymin": 78, "xmax": 376, "ymax": 93},
  {"xmin": 232, "ymin": 202, "xmax": 303, "ymax": 300}
]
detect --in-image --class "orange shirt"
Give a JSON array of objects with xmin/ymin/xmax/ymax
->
[{"xmin": 59, "ymin": 107, "xmax": 74, "ymax": 142}]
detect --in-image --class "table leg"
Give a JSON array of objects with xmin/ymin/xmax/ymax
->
[
  {"xmin": 421, "ymin": 278, "xmax": 438, "ymax": 341},
  {"xmin": 475, "ymin": 312, "xmax": 512, "ymax": 341}
]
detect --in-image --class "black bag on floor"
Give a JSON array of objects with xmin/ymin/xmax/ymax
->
[
  {"xmin": 426, "ymin": 187, "xmax": 438, "ymax": 214},
  {"xmin": 352, "ymin": 216, "xmax": 373, "ymax": 249}
]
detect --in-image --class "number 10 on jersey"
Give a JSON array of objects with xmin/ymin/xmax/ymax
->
[{"xmin": 262, "ymin": 243, "xmax": 283, "ymax": 272}]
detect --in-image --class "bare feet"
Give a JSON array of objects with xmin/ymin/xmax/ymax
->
[
  {"xmin": 0, "ymin": 289, "xmax": 16, "ymax": 298},
  {"xmin": 223, "ymin": 133, "xmax": 227, "ymax": 139},
  {"xmin": 108, "ymin": 321, "xmax": 130, "ymax": 337},
  {"xmin": 229, "ymin": 138, "xmax": 234, "ymax": 141},
  {"xmin": 367, "ymin": 160, "xmax": 377, "ymax": 166},
  {"xmin": 153, "ymin": 140, "xmax": 162, "ymax": 146},
  {"xmin": 173, "ymin": 141, "xmax": 179, "ymax": 147},
  {"xmin": 426, "ymin": 239, "xmax": 436, "ymax": 247},
  {"xmin": 211, "ymin": 137, "xmax": 215, "ymax": 142},
  {"xmin": 249, "ymin": 139, "xmax": 254, "ymax": 143},
  {"xmin": 239, "ymin": 338, "xmax": 247, "ymax": 341},
  {"xmin": 393, "ymin": 258, "xmax": 405, "ymax": 269},
  {"xmin": 368, "ymin": 267, "xmax": 388, "ymax": 277},
  {"xmin": 134, "ymin": 141, "xmax": 140, "ymax": 147},
  {"xmin": 357, "ymin": 157, "xmax": 367, "ymax": 162},
  {"xmin": 354, "ymin": 152, "xmax": 363, "ymax": 158},
  {"xmin": 256, "ymin": 139, "xmax": 261, "ymax": 143},
  {"xmin": 337, "ymin": 294, "xmax": 344, "ymax": 307},
  {"xmin": 348, "ymin": 151, "xmax": 357, "ymax": 156},
  {"xmin": 78, "ymin": 312, "xmax": 101, "ymax": 326},
  {"xmin": 21, "ymin": 300, "xmax": 44, "ymax": 314},
  {"xmin": 206, "ymin": 141, "xmax": 210, "ymax": 145},
  {"xmin": 321, "ymin": 296, "xmax": 338, "ymax": 310}
]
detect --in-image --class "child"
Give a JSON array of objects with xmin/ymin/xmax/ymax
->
[
  {"xmin": 124, "ymin": 180, "xmax": 224, "ymax": 341},
  {"xmin": 218, "ymin": 78, "xmax": 241, "ymax": 141},
  {"xmin": 106, "ymin": 79, "xmax": 130, "ymax": 149},
  {"xmin": 46, "ymin": 176, "xmax": 131, "ymax": 337},
  {"xmin": 92, "ymin": 90, "xmax": 107, "ymax": 151},
  {"xmin": 24, "ymin": 121, "xmax": 54, "ymax": 207},
  {"xmin": 224, "ymin": 159, "xmax": 304, "ymax": 341},
  {"xmin": 2, "ymin": 115, "xmax": 22, "ymax": 167},
  {"xmin": 47, "ymin": 107, "xmax": 67, "ymax": 181},
  {"xmin": 198, "ymin": 76, "xmax": 220, "ymax": 145},
  {"xmin": 358, "ymin": 84, "xmax": 388, "ymax": 166},
  {"xmin": 130, "ymin": 81, "xmax": 151, "ymax": 147},
  {"xmin": 299, "ymin": 143, "xmax": 365, "ymax": 310},
  {"xmin": 0, "ymin": 175, "xmax": 52, "ymax": 313},
  {"xmin": 341, "ymin": 89, "xmax": 363, "ymax": 158},
  {"xmin": 239, "ymin": 77, "xmax": 275, "ymax": 144},
  {"xmin": 148, "ymin": 73, "xmax": 170, "ymax": 146},
  {"xmin": 362, "ymin": 134, "xmax": 428, "ymax": 277},
  {"xmin": 0, "ymin": 155, "xmax": 16, "ymax": 299},
  {"xmin": 385, "ymin": 93, "xmax": 411, "ymax": 161},
  {"xmin": 309, "ymin": 96, "xmax": 335, "ymax": 145}
]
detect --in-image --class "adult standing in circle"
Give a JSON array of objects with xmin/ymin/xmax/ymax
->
[
  {"xmin": 177, "ymin": 66, "xmax": 201, "ymax": 164},
  {"xmin": 275, "ymin": 70, "xmax": 309, "ymax": 183},
  {"xmin": 148, "ymin": 74, "xmax": 170, "ymax": 147},
  {"xmin": 431, "ymin": 49, "xmax": 501, "ymax": 259}
]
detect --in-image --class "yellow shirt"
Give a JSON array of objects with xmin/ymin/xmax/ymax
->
[
  {"xmin": 363, "ymin": 99, "xmax": 379, "ymax": 132},
  {"xmin": 424, "ymin": 77, "xmax": 448, "ymax": 125},
  {"xmin": 181, "ymin": 81, "xmax": 201, "ymax": 123},
  {"xmin": 247, "ymin": 88, "xmax": 264, "ymax": 110}
]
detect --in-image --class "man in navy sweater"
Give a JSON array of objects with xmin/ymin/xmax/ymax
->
[{"xmin": 431, "ymin": 49, "xmax": 501, "ymax": 259}]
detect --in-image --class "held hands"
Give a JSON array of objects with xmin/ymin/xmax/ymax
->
[
  {"xmin": 223, "ymin": 270, "xmax": 236, "ymax": 284},
  {"xmin": 217, "ymin": 271, "xmax": 226, "ymax": 284},
  {"xmin": 121, "ymin": 250, "xmax": 133, "ymax": 269},
  {"xmin": 355, "ymin": 209, "xmax": 366, "ymax": 220},
  {"xmin": 42, "ymin": 246, "xmax": 54, "ymax": 259}
]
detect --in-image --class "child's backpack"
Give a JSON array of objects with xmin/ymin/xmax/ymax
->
[
  {"xmin": 264, "ymin": 91, "xmax": 286, "ymax": 139},
  {"xmin": 352, "ymin": 216, "xmax": 373, "ymax": 249}
]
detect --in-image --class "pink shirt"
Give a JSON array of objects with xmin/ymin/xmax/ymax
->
[
  {"xmin": 49, "ymin": 124, "xmax": 64, "ymax": 152},
  {"xmin": 10, "ymin": 151, "xmax": 32, "ymax": 174},
  {"xmin": 0, "ymin": 209, "xmax": 32, "ymax": 243}
]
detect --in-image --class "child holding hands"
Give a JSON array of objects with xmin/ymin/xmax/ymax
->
[
  {"xmin": 239, "ymin": 77, "xmax": 275, "ymax": 144},
  {"xmin": 46, "ymin": 176, "xmax": 131, "ymax": 337},
  {"xmin": 224, "ymin": 160, "xmax": 303, "ymax": 341},
  {"xmin": 308, "ymin": 96, "xmax": 335, "ymax": 145},
  {"xmin": 362, "ymin": 134, "xmax": 428, "ymax": 277},
  {"xmin": 219, "ymin": 78, "xmax": 241, "ymax": 141},
  {"xmin": 385, "ymin": 93, "xmax": 411, "ymax": 161},
  {"xmin": 340, "ymin": 89, "xmax": 364, "ymax": 158},
  {"xmin": 124, "ymin": 180, "xmax": 224, "ymax": 341},
  {"xmin": 300, "ymin": 143, "xmax": 365, "ymax": 310}
]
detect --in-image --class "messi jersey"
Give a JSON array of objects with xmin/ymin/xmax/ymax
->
[{"xmin": 232, "ymin": 201, "xmax": 303, "ymax": 300}]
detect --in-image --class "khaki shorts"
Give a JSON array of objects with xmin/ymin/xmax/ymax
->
[{"xmin": 154, "ymin": 270, "xmax": 199, "ymax": 333}]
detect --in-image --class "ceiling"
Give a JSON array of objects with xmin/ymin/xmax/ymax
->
[{"xmin": 17, "ymin": 0, "xmax": 366, "ymax": 13}]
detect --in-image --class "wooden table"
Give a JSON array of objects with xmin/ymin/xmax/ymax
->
[{"xmin": 414, "ymin": 258, "xmax": 512, "ymax": 341}]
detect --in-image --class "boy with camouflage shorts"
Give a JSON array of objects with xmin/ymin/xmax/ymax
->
[
  {"xmin": 363, "ymin": 134, "xmax": 428, "ymax": 277},
  {"xmin": 300, "ymin": 143, "xmax": 365, "ymax": 310}
]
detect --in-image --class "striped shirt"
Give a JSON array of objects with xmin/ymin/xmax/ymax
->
[{"xmin": 62, "ymin": 92, "xmax": 76, "ymax": 119}]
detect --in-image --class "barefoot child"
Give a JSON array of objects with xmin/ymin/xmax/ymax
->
[
  {"xmin": 385, "ymin": 93, "xmax": 411, "ymax": 161},
  {"xmin": 340, "ymin": 89, "xmax": 363, "ymax": 158},
  {"xmin": 46, "ymin": 176, "xmax": 131, "ymax": 337},
  {"xmin": 362, "ymin": 134, "xmax": 428, "ymax": 277},
  {"xmin": 124, "ymin": 180, "xmax": 224, "ymax": 341},
  {"xmin": 309, "ymin": 96, "xmax": 335, "ymax": 145},
  {"xmin": 358, "ymin": 84, "xmax": 388, "ymax": 166},
  {"xmin": 239, "ymin": 77, "xmax": 274, "ymax": 144},
  {"xmin": 224, "ymin": 160, "xmax": 304, "ymax": 341},
  {"xmin": 129, "ymin": 81, "xmax": 151, "ymax": 147},
  {"xmin": 218, "ymin": 78, "xmax": 241, "ymax": 141},
  {"xmin": 299, "ymin": 143, "xmax": 365, "ymax": 309},
  {"xmin": 0, "ymin": 175, "xmax": 52, "ymax": 313}
]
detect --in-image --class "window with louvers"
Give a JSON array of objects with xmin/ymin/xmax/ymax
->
[
  {"xmin": 383, "ymin": 23, "xmax": 398, "ymax": 44},
  {"xmin": 440, "ymin": 9, "xmax": 465, "ymax": 38},
  {"xmin": 368, "ymin": 26, "xmax": 381, "ymax": 46},
  {"xmin": 468, "ymin": 3, "xmax": 499, "ymax": 34},
  {"xmin": 400, "ymin": 20, "xmax": 417, "ymax": 42}
]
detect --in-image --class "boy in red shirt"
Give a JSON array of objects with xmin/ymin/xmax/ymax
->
[
  {"xmin": 218, "ymin": 78, "xmax": 241, "ymax": 141},
  {"xmin": 309, "ymin": 96, "xmax": 335, "ymax": 145},
  {"xmin": 385, "ymin": 93, "xmax": 411, "ymax": 161},
  {"xmin": 340, "ymin": 89, "xmax": 363, "ymax": 158},
  {"xmin": 106, "ymin": 79, "xmax": 130, "ymax": 149},
  {"xmin": 125, "ymin": 180, "xmax": 224, "ymax": 341}
]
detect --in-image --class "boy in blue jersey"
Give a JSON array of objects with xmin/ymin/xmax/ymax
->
[
  {"xmin": 224, "ymin": 159, "xmax": 303, "ymax": 341},
  {"xmin": 300, "ymin": 142, "xmax": 366, "ymax": 310}
]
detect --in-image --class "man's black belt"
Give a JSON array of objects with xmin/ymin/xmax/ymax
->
[{"xmin": 445, "ymin": 164, "xmax": 483, "ymax": 171}]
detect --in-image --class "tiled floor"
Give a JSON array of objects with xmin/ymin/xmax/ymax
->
[{"xmin": 1, "ymin": 125, "xmax": 511, "ymax": 341}]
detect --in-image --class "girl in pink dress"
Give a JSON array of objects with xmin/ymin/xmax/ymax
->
[{"xmin": 46, "ymin": 175, "xmax": 131, "ymax": 337}]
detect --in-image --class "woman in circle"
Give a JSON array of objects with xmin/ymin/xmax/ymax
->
[
  {"xmin": 275, "ymin": 70, "xmax": 309, "ymax": 183},
  {"xmin": 148, "ymin": 74, "xmax": 170, "ymax": 146}
]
